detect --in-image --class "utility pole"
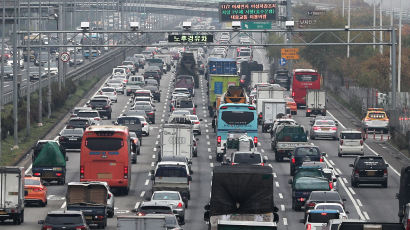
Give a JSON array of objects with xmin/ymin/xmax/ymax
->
[
  {"xmin": 12, "ymin": 0, "xmax": 18, "ymax": 148},
  {"xmin": 391, "ymin": 28, "xmax": 397, "ymax": 110},
  {"xmin": 379, "ymin": 0, "xmax": 383, "ymax": 54},
  {"xmin": 58, "ymin": 4, "xmax": 62, "ymax": 90},
  {"xmin": 342, "ymin": 0, "xmax": 345, "ymax": 18},
  {"xmin": 47, "ymin": 47, "xmax": 51, "ymax": 118},
  {"xmin": 347, "ymin": 0, "xmax": 351, "ymax": 58},
  {"xmin": 0, "ymin": 0, "xmax": 6, "ymax": 159},
  {"xmin": 38, "ymin": 0, "xmax": 43, "ymax": 126},
  {"xmin": 373, "ymin": 0, "xmax": 376, "ymax": 50},
  {"xmin": 398, "ymin": 0, "xmax": 402, "ymax": 92},
  {"xmin": 26, "ymin": 0, "xmax": 31, "ymax": 136}
]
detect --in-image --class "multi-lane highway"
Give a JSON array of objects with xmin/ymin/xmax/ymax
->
[{"xmin": 1, "ymin": 30, "xmax": 408, "ymax": 230}]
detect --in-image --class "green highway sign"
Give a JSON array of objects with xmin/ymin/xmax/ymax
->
[{"xmin": 241, "ymin": 21, "xmax": 272, "ymax": 29}]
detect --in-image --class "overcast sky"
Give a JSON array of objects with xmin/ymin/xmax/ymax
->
[{"xmin": 364, "ymin": 0, "xmax": 410, "ymax": 10}]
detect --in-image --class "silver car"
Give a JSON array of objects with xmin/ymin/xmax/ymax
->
[
  {"xmin": 150, "ymin": 191, "xmax": 186, "ymax": 223},
  {"xmin": 187, "ymin": 115, "xmax": 202, "ymax": 135},
  {"xmin": 310, "ymin": 119, "xmax": 338, "ymax": 140}
]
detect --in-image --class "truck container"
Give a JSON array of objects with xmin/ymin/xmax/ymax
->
[
  {"xmin": 32, "ymin": 142, "xmax": 66, "ymax": 185},
  {"xmin": 66, "ymin": 182, "xmax": 108, "ymax": 228},
  {"xmin": 397, "ymin": 166, "xmax": 410, "ymax": 223},
  {"xmin": 176, "ymin": 52, "xmax": 199, "ymax": 88},
  {"xmin": 260, "ymin": 99, "xmax": 287, "ymax": 133},
  {"xmin": 221, "ymin": 85, "xmax": 248, "ymax": 104},
  {"xmin": 338, "ymin": 222, "xmax": 405, "ymax": 230},
  {"xmin": 239, "ymin": 61, "xmax": 264, "ymax": 89},
  {"xmin": 175, "ymin": 75, "xmax": 195, "ymax": 96},
  {"xmin": 207, "ymin": 58, "xmax": 237, "ymax": 75},
  {"xmin": 208, "ymin": 74, "xmax": 239, "ymax": 117},
  {"xmin": 0, "ymin": 166, "xmax": 25, "ymax": 225},
  {"xmin": 271, "ymin": 124, "xmax": 308, "ymax": 162},
  {"xmin": 117, "ymin": 216, "xmax": 168, "ymax": 230},
  {"xmin": 250, "ymin": 71, "xmax": 270, "ymax": 89},
  {"xmin": 204, "ymin": 165, "xmax": 278, "ymax": 230},
  {"xmin": 158, "ymin": 124, "xmax": 193, "ymax": 161},
  {"xmin": 305, "ymin": 89, "xmax": 326, "ymax": 117},
  {"xmin": 256, "ymin": 85, "xmax": 286, "ymax": 100}
]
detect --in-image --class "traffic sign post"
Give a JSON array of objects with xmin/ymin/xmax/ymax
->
[
  {"xmin": 281, "ymin": 48, "xmax": 299, "ymax": 60},
  {"xmin": 280, "ymin": 58, "xmax": 287, "ymax": 66},
  {"xmin": 60, "ymin": 52, "xmax": 70, "ymax": 62}
]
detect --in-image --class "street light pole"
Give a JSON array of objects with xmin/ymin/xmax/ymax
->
[
  {"xmin": 12, "ymin": 0, "xmax": 19, "ymax": 148},
  {"xmin": 398, "ymin": 0, "xmax": 402, "ymax": 92},
  {"xmin": 26, "ymin": 0, "xmax": 31, "ymax": 136},
  {"xmin": 0, "ymin": 0, "xmax": 6, "ymax": 158},
  {"xmin": 373, "ymin": 0, "xmax": 376, "ymax": 50},
  {"xmin": 347, "ymin": 0, "xmax": 351, "ymax": 58},
  {"xmin": 379, "ymin": 0, "xmax": 383, "ymax": 54},
  {"xmin": 38, "ymin": 0, "xmax": 43, "ymax": 126}
]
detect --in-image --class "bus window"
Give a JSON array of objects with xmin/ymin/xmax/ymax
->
[
  {"xmin": 86, "ymin": 138, "xmax": 123, "ymax": 151},
  {"xmin": 221, "ymin": 111, "xmax": 254, "ymax": 125},
  {"xmin": 295, "ymin": 74, "xmax": 318, "ymax": 82}
]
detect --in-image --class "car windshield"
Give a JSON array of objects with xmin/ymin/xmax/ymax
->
[
  {"xmin": 78, "ymin": 112, "xmax": 99, "ymax": 118},
  {"xmin": 45, "ymin": 214, "xmax": 83, "ymax": 225},
  {"xmin": 153, "ymin": 193, "xmax": 180, "ymax": 200},
  {"xmin": 155, "ymin": 166, "xmax": 187, "ymax": 177},
  {"xmin": 294, "ymin": 178, "xmax": 330, "ymax": 190},
  {"xmin": 341, "ymin": 132, "xmax": 362, "ymax": 139},
  {"xmin": 295, "ymin": 147, "xmax": 320, "ymax": 157},
  {"xmin": 61, "ymin": 129, "xmax": 83, "ymax": 135},
  {"xmin": 308, "ymin": 212, "xmax": 339, "ymax": 223},
  {"xmin": 233, "ymin": 153, "xmax": 261, "ymax": 164},
  {"xmin": 315, "ymin": 120, "xmax": 335, "ymax": 126},
  {"xmin": 315, "ymin": 205, "xmax": 344, "ymax": 213},
  {"xmin": 25, "ymin": 179, "xmax": 41, "ymax": 185},
  {"xmin": 357, "ymin": 157, "xmax": 385, "ymax": 169}
]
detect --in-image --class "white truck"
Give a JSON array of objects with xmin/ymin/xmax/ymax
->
[
  {"xmin": 125, "ymin": 75, "xmax": 145, "ymax": 96},
  {"xmin": 158, "ymin": 124, "xmax": 193, "ymax": 161},
  {"xmin": 259, "ymin": 99, "xmax": 287, "ymax": 133},
  {"xmin": 117, "ymin": 215, "xmax": 173, "ymax": 230},
  {"xmin": 256, "ymin": 85, "xmax": 285, "ymax": 100},
  {"xmin": 250, "ymin": 71, "xmax": 270, "ymax": 89},
  {"xmin": 305, "ymin": 89, "xmax": 326, "ymax": 117},
  {"xmin": 0, "ymin": 166, "xmax": 25, "ymax": 225}
]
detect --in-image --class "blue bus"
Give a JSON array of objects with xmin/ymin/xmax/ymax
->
[{"xmin": 216, "ymin": 103, "xmax": 258, "ymax": 162}]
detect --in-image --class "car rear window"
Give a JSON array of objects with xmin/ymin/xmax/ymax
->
[
  {"xmin": 295, "ymin": 147, "xmax": 320, "ymax": 157},
  {"xmin": 310, "ymin": 192, "xmax": 341, "ymax": 201},
  {"xmin": 176, "ymin": 100, "xmax": 193, "ymax": 108},
  {"xmin": 357, "ymin": 157, "xmax": 386, "ymax": 169},
  {"xmin": 315, "ymin": 204, "xmax": 344, "ymax": 213},
  {"xmin": 221, "ymin": 111, "xmax": 254, "ymax": 125},
  {"xmin": 368, "ymin": 113, "xmax": 386, "ymax": 119},
  {"xmin": 140, "ymin": 206, "xmax": 172, "ymax": 214},
  {"xmin": 155, "ymin": 166, "xmax": 187, "ymax": 177},
  {"xmin": 135, "ymin": 92, "xmax": 150, "ymax": 97},
  {"xmin": 341, "ymin": 132, "xmax": 362, "ymax": 139},
  {"xmin": 90, "ymin": 100, "xmax": 108, "ymax": 106},
  {"xmin": 45, "ymin": 214, "xmax": 83, "ymax": 225},
  {"xmin": 233, "ymin": 153, "xmax": 262, "ymax": 164},
  {"xmin": 308, "ymin": 212, "xmax": 339, "ymax": 223},
  {"xmin": 61, "ymin": 129, "xmax": 84, "ymax": 135},
  {"xmin": 117, "ymin": 117, "xmax": 141, "ymax": 125},
  {"xmin": 69, "ymin": 120, "xmax": 88, "ymax": 126},
  {"xmin": 153, "ymin": 193, "xmax": 180, "ymax": 200},
  {"xmin": 25, "ymin": 179, "xmax": 41, "ymax": 185},
  {"xmin": 133, "ymin": 105, "xmax": 152, "ymax": 111},
  {"xmin": 78, "ymin": 112, "xmax": 99, "ymax": 118},
  {"xmin": 85, "ymin": 138, "xmax": 123, "ymax": 151},
  {"xmin": 315, "ymin": 120, "xmax": 335, "ymax": 126},
  {"xmin": 134, "ymin": 97, "xmax": 150, "ymax": 102},
  {"xmin": 295, "ymin": 178, "xmax": 330, "ymax": 190},
  {"xmin": 102, "ymin": 88, "xmax": 115, "ymax": 92}
]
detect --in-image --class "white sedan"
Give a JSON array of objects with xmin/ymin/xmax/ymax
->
[
  {"xmin": 99, "ymin": 87, "xmax": 117, "ymax": 103},
  {"xmin": 136, "ymin": 115, "xmax": 150, "ymax": 136}
]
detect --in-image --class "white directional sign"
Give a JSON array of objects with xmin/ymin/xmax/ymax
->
[{"xmin": 60, "ymin": 52, "xmax": 70, "ymax": 62}]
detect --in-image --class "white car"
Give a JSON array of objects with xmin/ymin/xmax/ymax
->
[
  {"xmin": 136, "ymin": 115, "xmax": 150, "ymax": 136},
  {"xmin": 314, "ymin": 203, "xmax": 348, "ymax": 220},
  {"xmin": 305, "ymin": 210, "xmax": 341, "ymax": 230},
  {"xmin": 76, "ymin": 110, "xmax": 102, "ymax": 125},
  {"xmin": 172, "ymin": 88, "xmax": 191, "ymax": 98},
  {"xmin": 112, "ymin": 74, "xmax": 128, "ymax": 85},
  {"xmin": 338, "ymin": 130, "xmax": 364, "ymax": 157},
  {"xmin": 106, "ymin": 80, "xmax": 124, "ymax": 94},
  {"xmin": 91, "ymin": 95, "xmax": 112, "ymax": 105},
  {"xmin": 100, "ymin": 87, "xmax": 117, "ymax": 103},
  {"xmin": 186, "ymin": 115, "xmax": 202, "ymax": 135}
]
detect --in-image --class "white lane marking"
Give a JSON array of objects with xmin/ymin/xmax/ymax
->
[
  {"xmin": 280, "ymin": 204, "xmax": 285, "ymax": 211},
  {"xmin": 61, "ymin": 201, "xmax": 66, "ymax": 209},
  {"xmin": 283, "ymin": 218, "xmax": 288, "ymax": 226},
  {"xmin": 209, "ymin": 155, "xmax": 212, "ymax": 160},
  {"xmin": 206, "ymin": 129, "xmax": 209, "ymax": 133},
  {"xmin": 152, "ymin": 154, "xmax": 156, "ymax": 159},
  {"xmin": 278, "ymin": 193, "xmax": 283, "ymax": 199},
  {"xmin": 140, "ymin": 191, "xmax": 145, "ymax": 197},
  {"xmin": 202, "ymin": 106, "xmax": 206, "ymax": 110},
  {"xmin": 210, "ymin": 163, "xmax": 214, "ymax": 168},
  {"xmin": 155, "ymin": 140, "xmax": 159, "ymax": 145},
  {"xmin": 263, "ymin": 156, "xmax": 268, "ymax": 161},
  {"xmin": 25, "ymin": 164, "xmax": 32, "ymax": 175},
  {"xmin": 134, "ymin": 202, "xmax": 140, "ymax": 210},
  {"xmin": 356, "ymin": 199, "xmax": 363, "ymax": 207},
  {"xmin": 329, "ymin": 160, "xmax": 335, "ymax": 166},
  {"xmin": 348, "ymin": 187, "xmax": 356, "ymax": 195},
  {"xmin": 363, "ymin": 211, "xmax": 370, "ymax": 220},
  {"xmin": 343, "ymin": 178, "xmax": 348, "ymax": 184},
  {"xmin": 273, "ymin": 172, "xmax": 277, "ymax": 178},
  {"xmin": 144, "ymin": 180, "xmax": 149, "ymax": 186},
  {"xmin": 206, "ymin": 135, "xmax": 209, "ymax": 139},
  {"xmin": 205, "ymin": 119, "xmax": 208, "ymax": 123},
  {"xmin": 157, "ymin": 134, "xmax": 160, "ymax": 139},
  {"xmin": 153, "ymin": 148, "xmax": 157, "ymax": 152},
  {"xmin": 121, "ymin": 109, "xmax": 125, "ymax": 113},
  {"xmin": 275, "ymin": 181, "xmax": 280, "ymax": 187},
  {"xmin": 327, "ymin": 110, "xmax": 400, "ymax": 176},
  {"xmin": 207, "ymin": 141, "xmax": 210, "ymax": 145},
  {"xmin": 151, "ymin": 162, "xmax": 155, "ymax": 167},
  {"xmin": 261, "ymin": 149, "xmax": 265, "ymax": 153},
  {"xmin": 335, "ymin": 168, "xmax": 342, "ymax": 175},
  {"xmin": 205, "ymin": 124, "xmax": 208, "ymax": 128}
]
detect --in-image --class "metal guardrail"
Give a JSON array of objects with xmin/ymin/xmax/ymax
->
[{"xmin": 2, "ymin": 47, "xmax": 126, "ymax": 105}]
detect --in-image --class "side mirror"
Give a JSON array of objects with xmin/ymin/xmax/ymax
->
[
  {"xmin": 335, "ymin": 174, "xmax": 340, "ymax": 178},
  {"xmin": 342, "ymin": 198, "xmax": 347, "ymax": 202},
  {"xmin": 111, "ymin": 121, "xmax": 115, "ymax": 124},
  {"xmin": 188, "ymin": 160, "xmax": 192, "ymax": 165},
  {"xmin": 211, "ymin": 120, "xmax": 215, "ymax": 128},
  {"xmin": 349, "ymin": 163, "xmax": 354, "ymax": 167},
  {"xmin": 396, "ymin": 193, "xmax": 400, "ymax": 199},
  {"xmin": 65, "ymin": 156, "xmax": 69, "ymax": 161},
  {"xmin": 38, "ymin": 220, "xmax": 45, "ymax": 225},
  {"xmin": 263, "ymin": 159, "xmax": 267, "ymax": 163},
  {"xmin": 204, "ymin": 210, "xmax": 210, "ymax": 222},
  {"xmin": 386, "ymin": 164, "xmax": 389, "ymax": 167},
  {"xmin": 321, "ymin": 152, "xmax": 326, "ymax": 156},
  {"xmin": 196, "ymin": 138, "xmax": 199, "ymax": 141},
  {"xmin": 150, "ymin": 175, "xmax": 155, "ymax": 180},
  {"xmin": 288, "ymin": 179, "xmax": 293, "ymax": 184},
  {"xmin": 188, "ymin": 175, "xmax": 192, "ymax": 181},
  {"xmin": 173, "ymin": 210, "xmax": 178, "ymax": 215},
  {"xmin": 150, "ymin": 169, "xmax": 155, "ymax": 175},
  {"xmin": 345, "ymin": 211, "xmax": 350, "ymax": 214},
  {"xmin": 273, "ymin": 213, "xmax": 279, "ymax": 223},
  {"xmin": 199, "ymin": 119, "xmax": 203, "ymax": 121}
]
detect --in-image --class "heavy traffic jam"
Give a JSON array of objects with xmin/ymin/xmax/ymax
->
[{"xmin": 0, "ymin": 19, "xmax": 409, "ymax": 230}]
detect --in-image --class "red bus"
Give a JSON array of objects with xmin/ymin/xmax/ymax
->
[
  {"xmin": 80, "ymin": 125, "xmax": 131, "ymax": 194},
  {"xmin": 291, "ymin": 69, "xmax": 322, "ymax": 106}
]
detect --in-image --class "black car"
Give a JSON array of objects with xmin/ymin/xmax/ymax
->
[
  {"xmin": 303, "ymin": 191, "xmax": 345, "ymax": 219},
  {"xmin": 115, "ymin": 116, "xmax": 143, "ymax": 139},
  {"xmin": 273, "ymin": 69, "xmax": 290, "ymax": 90},
  {"xmin": 89, "ymin": 98, "xmax": 112, "ymax": 119},
  {"xmin": 58, "ymin": 128, "xmax": 84, "ymax": 149},
  {"xmin": 133, "ymin": 104, "xmax": 156, "ymax": 124},
  {"xmin": 144, "ymin": 71, "xmax": 160, "ymax": 84},
  {"xmin": 290, "ymin": 146, "xmax": 326, "ymax": 176},
  {"xmin": 66, "ymin": 117, "xmax": 93, "ymax": 130},
  {"xmin": 350, "ymin": 156, "xmax": 389, "ymax": 187},
  {"xmin": 289, "ymin": 175, "xmax": 331, "ymax": 211},
  {"xmin": 144, "ymin": 85, "xmax": 161, "ymax": 102},
  {"xmin": 38, "ymin": 210, "xmax": 89, "ymax": 230}
]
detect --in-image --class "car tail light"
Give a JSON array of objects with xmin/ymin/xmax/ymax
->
[
  {"xmin": 114, "ymin": 91, "xmax": 117, "ymax": 95},
  {"xmin": 384, "ymin": 169, "xmax": 388, "ymax": 176},
  {"xmin": 43, "ymin": 226, "xmax": 53, "ymax": 230},
  {"xmin": 80, "ymin": 166, "xmax": 84, "ymax": 179},
  {"xmin": 260, "ymin": 163, "xmax": 264, "ymax": 166},
  {"xmin": 217, "ymin": 136, "xmax": 221, "ymax": 147},
  {"xmin": 33, "ymin": 187, "xmax": 43, "ymax": 192},
  {"xmin": 194, "ymin": 141, "xmax": 197, "ymax": 147},
  {"xmin": 59, "ymin": 136, "xmax": 65, "ymax": 142},
  {"xmin": 298, "ymin": 198, "xmax": 305, "ymax": 202},
  {"xmin": 34, "ymin": 172, "xmax": 41, "ymax": 176},
  {"xmin": 75, "ymin": 226, "xmax": 87, "ymax": 230},
  {"xmin": 340, "ymin": 140, "xmax": 343, "ymax": 145},
  {"xmin": 133, "ymin": 139, "xmax": 138, "ymax": 144},
  {"xmin": 306, "ymin": 224, "xmax": 312, "ymax": 230},
  {"xmin": 193, "ymin": 107, "xmax": 196, "ymax": 115},
  {"xmin": 177, "ymin": 202, "xmax": 183, "ymax": 208},
  {"xmin": 354, "ymin": 170, "xmax": 359, "ymax": 175},
  {"xmin": 307, "ymin": 109, "xmax": 311, "ymax": 112},
  {"xmin": 147, "ymin": 112, "xmax": 154, "ymax": 115},
  {"xmin": 291, "ymin": 158, "xmax": 296, "ymax": 164},
  {"xmin": 313, "ymin": 126, "xmax": 319, "ymax": 130},
  {"xmin": 365, "ymin": 118, "xmax": 371, "ymax": 121},
  {"xmin": 253, "ymin": 136, "xmax": 258, "ymax": 144},
  {"xmin": 95, "ymin": 117, "xmax": 100, "ymax": 121},
  {"xmin": 56, "ymin": 173, "xmax": 63, "ymax": 177},
  {"xmin": 360, "ymin": 140, "xmax": 363, "ymax": 145},
  {"xmin": 307, "ymin": 202, "xmax": 316, "ymax": 207},
  {"xmin": 240, "ymin": 79, "xmax": 245, "ymax": 83},
  {"xmin": 406, "ymin": 219, "xmax": 410, "ymax": 230},
  {"xmin": 320, "ymin": 158, "xmax": 323, "ymax": 162},
  {"xmin": 104, "ymin": 105, "xmax": 110, "ymax": 109},
  {"xmin": 231, "ymin": 162, "xmax": 237, "ymax": 166},
  {"xmin": 329, "ymin": 182, "xmax": 333, "ymax": 189},
  {"xmin": 124, "ymin": 166, "xmax": 128, "ymax": 179},
  {"xmin": 258, "ymin": 113, "xmax": 262, "ymax": 118},
  {"xmin": 331, "ymin": 127, "xmax": 337, "ymax": 130},
  {"xmin": 194, "ymin": 121, "xmax": 200, "ymax": 124},
  {"xmin": 136, "ymin": 212, "xmax": 145, "ymax": 216},
  {"xmin": 292, "ymin": 91, "xmax": 295, "ymax": 97},
  {"xmin": 96, "ymin": 215, "xmax": 104, "ymax": 220},
  {"xmin": 248, "ymin": 106, "xmax": 256, "ymax": 110}
]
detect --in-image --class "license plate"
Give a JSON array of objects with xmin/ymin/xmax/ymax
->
[
  {"xmin": 85, "ymin": 216, "xmax": 92, "ymax": 220},
  {"xmin": 0, "ymin": 211, "xmax": 7, "ymax": 215},
  {"xmin": 367, "ymin": 171, "xmax": 376, "ymax": 176},
  {"xmin": 321, "ymin": 128, "xmax": 329, "ymax": 131},
  {"xmin": 98, "ymin": 173, "xmax": 112, "ymax": 179},
  {"xmin": 69, "ymin": 138, "xmax": 77, "ymax": 141}
]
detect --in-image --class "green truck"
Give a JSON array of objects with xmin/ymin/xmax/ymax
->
[
  {"xmin": 32, "ymin": 142, "xmax": 67, "ymax": 184},
  {"xmin": 208, "ymin": 74, "xmax": 239, "ymax": 117}
]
